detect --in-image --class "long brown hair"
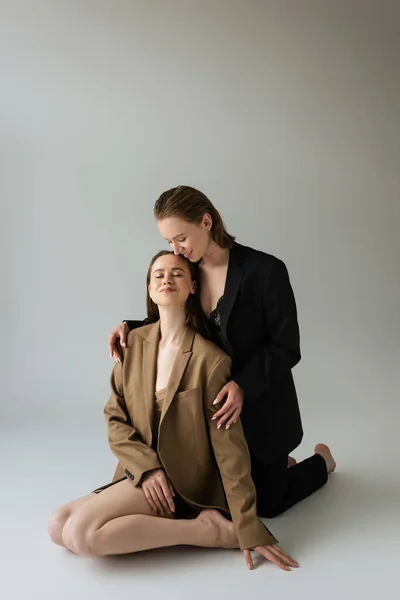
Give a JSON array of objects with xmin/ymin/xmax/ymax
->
[
  {"xmin": 146, "ymin": 250, "xmax": 209, "ymax": 338},
  {"xmin": 154, "ymin": 186, "xmax": 235, "ymax": 249}
]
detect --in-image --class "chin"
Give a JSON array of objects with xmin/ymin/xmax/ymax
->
[{"xmin": 157, "ymin": 294, "xmax": 180, "ymax": 305}]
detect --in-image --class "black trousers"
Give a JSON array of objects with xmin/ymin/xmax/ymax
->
[{"xmin": 251, "ymin": 452, "xmax": 328, "ymax": 518}]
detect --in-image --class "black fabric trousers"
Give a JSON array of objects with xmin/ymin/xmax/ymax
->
[{"xmin": 251, "ymin": 452, "xmax": 328, "ymax": 518}]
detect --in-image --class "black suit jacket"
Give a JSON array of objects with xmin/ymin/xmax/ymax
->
[{"xmin": 126, "ymin": 242, "xmax": 303, "ymax": 464}]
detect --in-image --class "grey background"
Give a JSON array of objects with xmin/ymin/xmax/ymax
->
[{"xmin": 1, "ymin": 1, "xmax": 399, "ymax": 599}]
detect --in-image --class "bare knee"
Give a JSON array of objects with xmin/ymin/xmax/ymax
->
[
  {"xmin": 48, "ymin": 507, "xmax": 70, "ymax": 547},
  {"xmin": 62, "ymin": 515, "xmax": 101, "ymax": 557}
]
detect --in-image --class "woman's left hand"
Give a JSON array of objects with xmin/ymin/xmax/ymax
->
[
  {"xmin": 243, "ymin": 544, "xmax": 299, "ymax": 571},
  {"xmin": 212, "ymin": 380, "xmax": 244, "ymax": 429}
]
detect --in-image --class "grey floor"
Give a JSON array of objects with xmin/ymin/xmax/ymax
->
[{"xmin": 1, "ymin": 408, "xmax": 398, "ymax": 600}]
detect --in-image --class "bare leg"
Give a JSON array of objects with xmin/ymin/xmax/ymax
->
[
  {"xmin": 48, "ymin": 493, "xmax": 94, "ymax": 547},
  {"xmin": 57, "ymin": 480, "xmax": 238, "ymax": 557},
  {"xmin": 314, "ymin": 443, "xmax": 336, "ymax": 473},
  {"xmin": 78, "ymin": 509, "xmax": 239, "ymax": 556},
  {"xmin": 49, "ymin": 478, "xmax": 161, "ymax": 548}
]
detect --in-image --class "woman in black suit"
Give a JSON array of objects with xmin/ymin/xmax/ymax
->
[{"xmin": 108, "ymin": 185, "xmax": 336, "ymax": 519}]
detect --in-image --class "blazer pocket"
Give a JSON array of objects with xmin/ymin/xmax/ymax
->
[
  {"xmin": 173, "ymin": 387, "xmax": 202, "ymax": 402},
  {"xmin": 174, "ymin": 386, "xmax": 201, "ymax": 400}
]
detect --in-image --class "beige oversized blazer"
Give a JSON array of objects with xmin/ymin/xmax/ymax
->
[{"xmin": 104, "ymin": 321, "xmax": 277, "ymax": 550}]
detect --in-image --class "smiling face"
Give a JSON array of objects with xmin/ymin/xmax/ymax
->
[
  {"xmin": 147, "ymin": 253, "xmax": 196, "ymax": 309},
  {"xmin": 157, "ymin": 215, "xmax": 212, "ymax": 262}
]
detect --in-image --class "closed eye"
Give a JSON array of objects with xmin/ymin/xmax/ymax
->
[{"xmin": 153, "ymin": 270, "xmax": 185, "ymax": 278}]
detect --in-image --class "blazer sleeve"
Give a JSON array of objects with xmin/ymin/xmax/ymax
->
[
  {"xmin": 104, "ymin": 360, "xmax": 162, "ymax": 486},
  {"xmin": 204, "ymin": 355, "xmax": 278, "ymax": 551},
  {"xmin": 123, "ymin": 319, "xmax": 148, "ymax": 331},
  {"xmin": 231, "ymin": 259, "xmax": 301, "ymax": 401}
]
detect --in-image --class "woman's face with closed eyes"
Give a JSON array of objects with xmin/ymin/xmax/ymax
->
[{"xmin": 148, "ymin": 253, "xmax": 196, "ymax": 308}]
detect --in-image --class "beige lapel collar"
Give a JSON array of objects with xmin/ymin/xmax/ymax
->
[
  {"xmin": 160, "ymin": 325, "xmax": 195, "ymax": 423},
  {"xmin": 142, "ymin": 321, "xmax": 161, "ymax": 442}
]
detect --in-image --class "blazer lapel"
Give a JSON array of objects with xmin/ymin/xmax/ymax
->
[
  {"xmin": 160, "ymin": 326, "xmax": 195, "ymax": 423},
  {"xmin": 142, "ymin": 321, "xmax": 161, "ymax": 443},
  {"xmin": 220, "ymin": 243, "xmax": 244, "ymax": 334}
]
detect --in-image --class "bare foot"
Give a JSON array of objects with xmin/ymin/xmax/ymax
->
[
  {"xmin": 315, "ymin": 443, "xmax": 336, "ymax": 474},
  {"xmin": 287, "ymin": 456, "xmax": 297, "ymax": 468},
  {"xmin": 196, "ymin": 509, "xmax": 239, "ymax": 549}
]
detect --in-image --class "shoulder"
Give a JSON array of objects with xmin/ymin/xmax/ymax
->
[
  {"xmin": 232, "ymin": 243, "xmax": 288, "ymax": 286},
  {"xmin": 233, "ymin": 242, "xmax": 284, "ymax": 271},
  {"xmin": 192, "ymin": 333, "xmax": 231, "ymax": 394},
  {"xmin": 191, "ymin": 332, "xmax": 231, "ymax": 387},
  {"xmin": 125, "ymin": 322, "xmax": 156, "ymax": 347},
  {"xmin": 192, "ymin": 332, "xmax": 230, "ymax": 365}
]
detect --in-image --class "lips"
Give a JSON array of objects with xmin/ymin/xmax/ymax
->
[
  {"xmin": 160, "ymin": 288, "xmax": 176, "ymax": 293},
  {"xmin": 184, "ymin": 251, "xmax": 192, "ymax": 259}
]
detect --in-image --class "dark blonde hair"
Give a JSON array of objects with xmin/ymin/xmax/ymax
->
[
  {"xmin": 154, "ymin": 186, "xmax": 235, "ymax": 249},
  {"xmin": 146, "ymin": 250, "xmax": 209, "ymax": 338}
]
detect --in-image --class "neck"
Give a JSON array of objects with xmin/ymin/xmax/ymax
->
[
  {"xmin": 199, "ymin": 239, "xmax": 230, "ymax": 269},
  {"xmin": 158, "ymin": 307, "xmax": 187, "ymax": 346}
]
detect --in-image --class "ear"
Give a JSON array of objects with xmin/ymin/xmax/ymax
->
[{"xmin": 203, "ymin": 213, "xmax": 212, "ymax": 231}]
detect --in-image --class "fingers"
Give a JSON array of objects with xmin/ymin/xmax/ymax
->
[
  {"xmin": 269, "ymin": 544, "xmax": 293, "ymax": 560},
  {"xmin": 211, "ymin": 384, "xmax": 244, "ymax": 429},
  {"xmin": 159, "ymin": 480, "xmax": 175, "ymax": 514},
  {"xmin": 107, "ymin": 335, "xmax": 113, "ymax": 357},
  {"xmin": 244, "ymin": 544, "xmax": 299, "ymax": 572},
  {"xmin": 224, "ymin": 411, "xmax": 241, "ymax": 430},
  {"xmin": 108, "ymin": 324, "xmax": 128, "ymax": 362},
  {"xmin": 113, "ymin": 351, "xmax": 122, "ymax": 363},
  {"xmin": 108, "ymin": 333, "xmax": 117, "ymax": 359},
  {"xmin": 152, "ymin": 485, "xmax": 172, "ymax": 516},
  {"xmin": 147, "ymin": 474, "xmax": 175, "ymax": 516},
  {"xmin": 257, "ymin": 547, "xmax": 290, "ymax": 571},
  {"xmin": 120, "ymin": 323, "xmax": 128, "ymax": 348},
  {"xmin": 108, "ymin": 333, "xmax": 122, "ymax": 363},
  {"xmin": 142, "ymin": 486, "xmax": 159, "ymax": 514},
  {"xmin": 216, "ymin": 407, "xmax": 236, "ymax": 429},
  {"xmin": 243, "ymin": 549, "xmax": 253, "ymax": 570},
  {"xmin": 141, "ymin": 470, "xmax": 175, "ymax": 516},
  {"xmin": 268, "ymin": 545, "xmax": 299, "ymax": 568},
  {"xmin": 254, "ymin": 545, "xmax": 299, "ymax": 571},
  {"xmin": 212, "ymin": 385, "xmax": 228, "ymax": 406},
  {"xmin": 212, "ymin": 403, "xmax": 241, "ymax": 429},
  {"xmin": 115, "ymin": 324, "xmax": 129, "ymax": 359},
  {"xmin": 212, "ymin": 402, "xmax": 232, "ymax": 424},
  {"xmin": 147, "ymin": 487, "xmax": 165, "ymax": 516}
]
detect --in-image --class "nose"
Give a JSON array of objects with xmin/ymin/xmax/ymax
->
[
  {"xmin": 162, "ymin": 271, "xmax": 173, "ymax": 285},
  {"xmin": 171, "ymin": 242, "xmax": 181, "ymax": 256}
]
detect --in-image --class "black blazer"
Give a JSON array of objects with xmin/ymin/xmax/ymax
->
[{"xmin": 126, "ymin": 242, "xmax": 303, "ymax": 464}]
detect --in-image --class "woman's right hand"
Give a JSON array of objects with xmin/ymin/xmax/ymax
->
[
  {"xmin": 243, "ymin": 544, "xmax": 299, "ymax": 571},
  {"xmin": 108, "ymin": 322, "xmax": 129, "ymax": 363},
  {"xmin": 141, "ymin": 468, "xmax": 176, "ymax": 517}
]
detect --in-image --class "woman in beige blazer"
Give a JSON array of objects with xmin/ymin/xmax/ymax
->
[{"xmin": 49, "ymin": 251, "xmax": 298, "ymax": 571}]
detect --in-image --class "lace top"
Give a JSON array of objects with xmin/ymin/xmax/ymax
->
[{"xmin": 208, "ymin": 296, "xmax": 224, "ymax": 327}]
